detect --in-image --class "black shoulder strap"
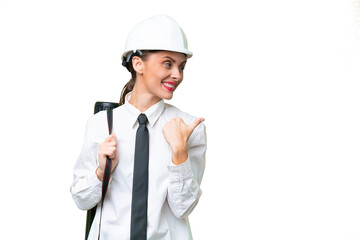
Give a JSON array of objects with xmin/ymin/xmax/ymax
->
[{"xmin": 97, "ymin": 109, "xmax": 113, "ymax": 240}]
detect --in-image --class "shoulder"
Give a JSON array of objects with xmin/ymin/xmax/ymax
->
[
  {"xmin": 88, "ymin": 104, "xmax": 126, "ymax": 125},
  {"xmin": 163, "ymin": 103, "xmax": 196, "ymax": 123},
  {"xmin": 83, "ymin": 110, "xmax": 106, "ymax": 138},
  {"xmin": 86, "ymin": 108, "xmax": 107, "ymax": 127},
  {"xmin": 85, "ymin": 105, "xmax": 124, "ymax": 137}
]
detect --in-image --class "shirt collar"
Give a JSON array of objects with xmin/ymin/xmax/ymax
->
[{"xmin": 124, "ymin": 91, "xmax": 165, "ymax": 129}]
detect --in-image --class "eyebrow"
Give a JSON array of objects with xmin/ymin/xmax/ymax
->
[{"xmin": 162, "ymin": 56, "xmax": 187, "ymax": 65}]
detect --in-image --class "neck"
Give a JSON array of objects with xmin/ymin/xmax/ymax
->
[{"xmin": 129, "ymin": 83, "xmax": 162, "ymax": 113}]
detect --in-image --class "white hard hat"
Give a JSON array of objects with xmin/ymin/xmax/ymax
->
[{"xmin": 121, "ymin": 15, "xmax": 192, "ymax": 67}]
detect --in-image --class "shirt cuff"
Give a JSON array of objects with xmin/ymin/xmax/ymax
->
[
  {"xmin": 167, "ymin": 157, "xmax": 193, "ymax": 181},
  {"xmin": 70, "ymin": 167, "xmax": 102, "ymax": 196}
]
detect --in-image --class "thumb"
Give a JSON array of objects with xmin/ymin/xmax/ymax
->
[{"xmin": 188, "ymin": 117, "xmax": 205, "ymax": 133}]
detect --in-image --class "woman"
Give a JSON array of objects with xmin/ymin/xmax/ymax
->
[{"xmin": 71, "ymin": 15, "xmax": 207, "ymax": 240}]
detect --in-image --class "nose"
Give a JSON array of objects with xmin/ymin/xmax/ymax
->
[{"xmin": 170, "ymin": 67, "xmax": 182, "ymax": 81}]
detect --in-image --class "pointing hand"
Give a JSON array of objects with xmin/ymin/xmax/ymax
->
[{"xmin": 162, "ymin": 117, "xmax": 204, "ymax": 164}]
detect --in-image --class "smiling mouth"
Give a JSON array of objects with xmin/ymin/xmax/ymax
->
[{"xmin": 162, "ymin": 82, "xmax": 176, "ymax": 91}]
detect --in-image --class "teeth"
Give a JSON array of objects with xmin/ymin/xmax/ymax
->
[{"xmin": 163, "ymin": 83, "xmax": 175, "ymax": 88}]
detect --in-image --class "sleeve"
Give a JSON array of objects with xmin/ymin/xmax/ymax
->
[
  {"xmin": 167, "ymin": 122, "xmax": 207, "ymax": 219},
  {"xmin": 70, "ymin": 117, "xmax": 102, "ymax": 211}
]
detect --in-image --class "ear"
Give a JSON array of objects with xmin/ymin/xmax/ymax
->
[{"xmin": 132, "ymin": 56, "xmax": 144, "ymax": 75}]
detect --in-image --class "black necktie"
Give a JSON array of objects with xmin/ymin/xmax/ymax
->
[{"xmin": 130, "ymin": 113, "xmax": 149, "ymax": 240}]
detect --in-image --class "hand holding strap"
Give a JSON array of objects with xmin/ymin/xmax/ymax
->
[{"xmin": 98, "ymin": 109, "xmax": 113, "ymax": 240}]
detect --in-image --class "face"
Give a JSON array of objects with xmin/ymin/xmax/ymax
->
[{"xmin": 134, "ymin": 51, "xmax": 187, "ymax": 101}]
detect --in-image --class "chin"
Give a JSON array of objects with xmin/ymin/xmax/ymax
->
[
  {"xmin": 162, "ymin": 94, "xmax": 173, "ymax": 100},
  {"xmin": 158, "ymin": 89, "xmax": 174, "ymax": 100}
]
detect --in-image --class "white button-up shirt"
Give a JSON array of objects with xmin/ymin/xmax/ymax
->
[{"xmin": 70, "ymin": 92, "xmax": 207, "ymax": 240}]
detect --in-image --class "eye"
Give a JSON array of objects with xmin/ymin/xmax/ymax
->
[
  {"xmin": 179, "ymin": 65, "xmax": 185, "ymax": 72},
  {"xmin": 164, "ymin": 61, "xmax": 172, "ymax": 68}
]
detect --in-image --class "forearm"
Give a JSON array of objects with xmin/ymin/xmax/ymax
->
[
  {"xmin": 167, "ymin": 158, "xmax": 202, "ymax": 219},
  {"xmin": 71, "ymin": 115, "xmax": 104, "ymax": 210}
]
